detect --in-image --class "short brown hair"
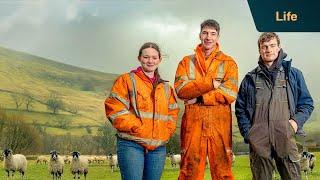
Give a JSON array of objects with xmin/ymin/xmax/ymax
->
[
  {"xmin": 200, "ymin": 19, "xmax": 220, "ymax": 34},
  {"xmin": 258, "ymin": 32, "xmax": 280, "ymax": 49}
]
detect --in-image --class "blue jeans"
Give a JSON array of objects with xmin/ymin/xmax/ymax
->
[{"xmin": 117, "ymin": 137, "xmax": 166, "ymax": 180}]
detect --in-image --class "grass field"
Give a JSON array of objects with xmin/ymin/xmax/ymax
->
[{"xmin": 1, "ymin": 153, "xmax": 319, "ymax": 180}]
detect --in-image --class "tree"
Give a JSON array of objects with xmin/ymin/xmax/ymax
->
[
  {"xmin": 23, "ymin": 91, "xmax": 34, "ymax": 111},
  {"xmin": 166, "ymin": 133, "xmax": 180, "ymax": 154},
  {"xmin": 46, "ymin": 93, "xmax": 63, "ymax": 114},
  {"xmin": 0, "ymin": 107, "xmax": 7, "ymax": 138},
  {"xmin": 85, "ymin": 125, "xmax": 92, "ymax": 134},
  {"xmin": 82, "ymin": 81, "xmax": 95, "ymax": 91},
  {"xmin": 54, "ymin": 118, "xmax": 71, "ymax": 129},
  {"xmin": 97, "ymin": 125, "xmax": 117, "ymax": 154},
  {"xmin": 11, "ymin": 94, "xmax": 24, "ymax": 109},
  {"xmin": 67, "ymin": 103, "xmax": 79, "ymax": 114},
  {"xmin": 1, "ymin": 114, "xmax": 43, "ymax": 154}
]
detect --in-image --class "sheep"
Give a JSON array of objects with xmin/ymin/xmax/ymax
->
[
  {"xmin": 97, "ymin": 155, "xmax": 107, "ymax": 164},
  {"xmin": 107, "ymin": 154, "xmax": 118, "ymax": 172},
  {"xmin": 49, "ymin": 150, "xmax": 64, "ymax": 180},
  {"xmin": 300, "ymin": 151, "xmax": 310, "ymax": 180},
  {"xmin": 2, "ymin": 148, "xmax": 27, "ymax": 180},
  {"xmin": 86, "ymin": 156, "xmax": 95, "ymax": 164},
  {"xmin": 169, "ymin": 152, "xmax": 181, "ymax": 168},
  {"xmin": 70, "ymin": 151, "xmax": 88, "ymax": 180},
  {"xmin": 63, "ymin": 155, "xmax": 71, "ymax": 164},
  {"xmin": 36, "ymin": 155, "xmax": 49, "ymax": 165},
  {"xmin": 309, "ymin": 153, "xmax": 316, "ymax": 173},
  {"xmin": 231, "ymin": 152, "xmax": 236, "ymax": 166}
]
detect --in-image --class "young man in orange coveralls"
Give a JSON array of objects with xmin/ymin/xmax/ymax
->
[{"xmin": 175, "ymin": 19, "xmax": 238, "ymax": 180}]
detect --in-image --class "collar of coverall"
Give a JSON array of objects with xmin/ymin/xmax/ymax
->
[{"xmin": 194, "ymin": 43, "xmax": 220, "ymax": 75}]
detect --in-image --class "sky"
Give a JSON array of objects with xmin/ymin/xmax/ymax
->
[{"xmin": 0, "ymin": 0, "xmax": 319, "ymax": 100}]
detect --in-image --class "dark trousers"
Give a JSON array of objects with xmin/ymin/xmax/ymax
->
[{"xmin": 250, "ymin": 150, "xmax": 301, "ymax": 180}]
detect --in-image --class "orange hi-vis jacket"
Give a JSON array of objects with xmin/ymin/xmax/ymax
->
[
  {"xmin": 175, "ymin": 44, "xmax": 238, "ymax": 105},
  {"xmin": 175, "ymin": 44, "xmax": 238, "ymax": 180},
  {"xmin": 105, "ymin": 70, "xmax": 179, "ymax": 150}
]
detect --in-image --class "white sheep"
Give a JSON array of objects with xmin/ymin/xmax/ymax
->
[
  {"xmin": 232, "ymin": 153, "xmax": 236, "ymax": 164},
  {"xmin": 86, "ymin": 156, "xmax": 95, "ymax": 164},
  {"xmin": 70, "ymin": 151, "xmax": 88, "ymax": 180},
  {"xmin": 169, "ymin": 153, "xmax": 181, "ymax": 168},
  {"xmin": 2, "ymin": 149, "xmax": 27, "ymax": 180},
  {"xmin": 36, "ymin": 155, "xmax": 49, "ymax": 165},
  {"xmin": 49, "ymin": 150, "xmax": 64, "ymax": 180},
  {"xmin": 97, "ymin": 155, "xmax": 107, "ymax": 164},
  {"xmin": 107, "ymin": 154, "xmax": 118, "ymax": 172},
  {"xmin": 63, "ymin": 155, "xmax": 71, "ymax": 164}
]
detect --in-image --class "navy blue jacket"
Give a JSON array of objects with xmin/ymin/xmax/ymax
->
[{"xmin": 235, "ymin": 58, "xmax": 314, "ymax": 143}]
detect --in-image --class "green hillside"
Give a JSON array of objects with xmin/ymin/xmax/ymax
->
[{"xmin": 0, "ymin": 46, "xmax": 118, "ymax": 136}]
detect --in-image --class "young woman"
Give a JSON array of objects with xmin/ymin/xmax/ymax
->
[{"xmin": 105, "ymin": 42, "xmax": 179, "ymax": 180}]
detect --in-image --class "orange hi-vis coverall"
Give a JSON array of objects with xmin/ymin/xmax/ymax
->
[
  {"xmin": 105, "ymin": 70, "xmax": 179, "ymax": 150},
  {"xmin": 175, "ymin": 44, "xmax": 238, "ymax": 180}
]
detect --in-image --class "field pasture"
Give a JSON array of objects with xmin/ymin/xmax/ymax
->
[{"xmin": 1, "ymin": 153, "xmax": 319, "ymax": 180}]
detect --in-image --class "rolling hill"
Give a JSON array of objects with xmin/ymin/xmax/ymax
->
[{"xmin": 0, "ymin": 46, "xmax": 118, "ymax": 136}]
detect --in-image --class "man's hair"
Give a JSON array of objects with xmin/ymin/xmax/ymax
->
[
  {"xmin": 200, "ymin": 19, "xmax": 220, "ymax": 34},
  {"xmin": 258, "ymin": 32, "xmax": 280, "ymax": 49}
]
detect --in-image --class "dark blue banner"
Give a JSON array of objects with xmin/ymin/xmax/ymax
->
[{"xmin": 248, "ymin": 0, "xmax": 320, "ymax": 32}]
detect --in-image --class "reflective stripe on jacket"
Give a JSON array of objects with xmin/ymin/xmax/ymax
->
[
  {"xmin": 105, "ymin": 70, "xmax": 179, "ymax": 150},
  {"xmin": 174, "ymin": 44, "xmax": 238, "ymax": 105}
]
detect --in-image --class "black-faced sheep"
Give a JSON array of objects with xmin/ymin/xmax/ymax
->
[
  {"xmin": 2, "ymin": 149, "xmax": 27, "ymax": 179},
  {"xmin": 300, "ymin": 151, "xmax": 311, "ymax": 180},
  {"xmin": 70, "ymin": 151, "xmax": 88, "ymax": 180},
  {"xmin": 49, "ymin": 150, "xmax": 64, "ymax": 180},
  {"xmin": 107, "ymin": 154, "xmax": 118, "ymax": 172},
  {"xmin": 309, "ymin": 153, "xmax": 316, "ymax": 173}
]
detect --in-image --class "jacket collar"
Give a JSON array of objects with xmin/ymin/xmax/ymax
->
[
  {"xmin": 130, "ymin": 66, "xmax": 167, "ymax": 86},
  {"xmin": 251, "ymin": 49, "xmax": 291, "ymax": 76}
]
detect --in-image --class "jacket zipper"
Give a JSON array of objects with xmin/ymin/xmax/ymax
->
[{"xmin": 152, "ymin": 84, "xmax": 156, "ymax": 138}]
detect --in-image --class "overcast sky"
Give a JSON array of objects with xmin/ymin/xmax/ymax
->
[{"xmin": 0, "ymin": 0, "xmax": 319, "ymax": 100}]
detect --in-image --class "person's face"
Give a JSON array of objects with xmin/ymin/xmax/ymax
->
[
  {"xmin": 138, "ymin": 47, "xmax": 161, "ymax": 73},
  {"xmin": 199, "ymin": 26, "xmax": 219, "ymax": 52},
  {"xmin": 259, "ymin": 38, "xmax": 281, "ymax": 63}
]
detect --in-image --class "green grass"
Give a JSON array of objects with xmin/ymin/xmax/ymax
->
[{"xmin": 1, "ymin": 153, "xmax": 319, "ymax": 180}]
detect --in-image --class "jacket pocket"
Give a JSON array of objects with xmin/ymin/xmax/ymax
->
[
  {"xmin": 130, "ymin": 122, "xmax": 144, "ymax": 136},
  {"xmin": 136, "ymin": 89, "xmax": 150, "ymax": 111}
]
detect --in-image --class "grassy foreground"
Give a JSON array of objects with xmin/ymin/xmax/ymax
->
[{"xmin": 1, "ymin": 153, "xmax": 319, "ymax": 180}]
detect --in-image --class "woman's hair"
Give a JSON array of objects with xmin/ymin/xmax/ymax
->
[{"xmin": 138, "ymin": 42, "xmax": 161, "ymax": 58}]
